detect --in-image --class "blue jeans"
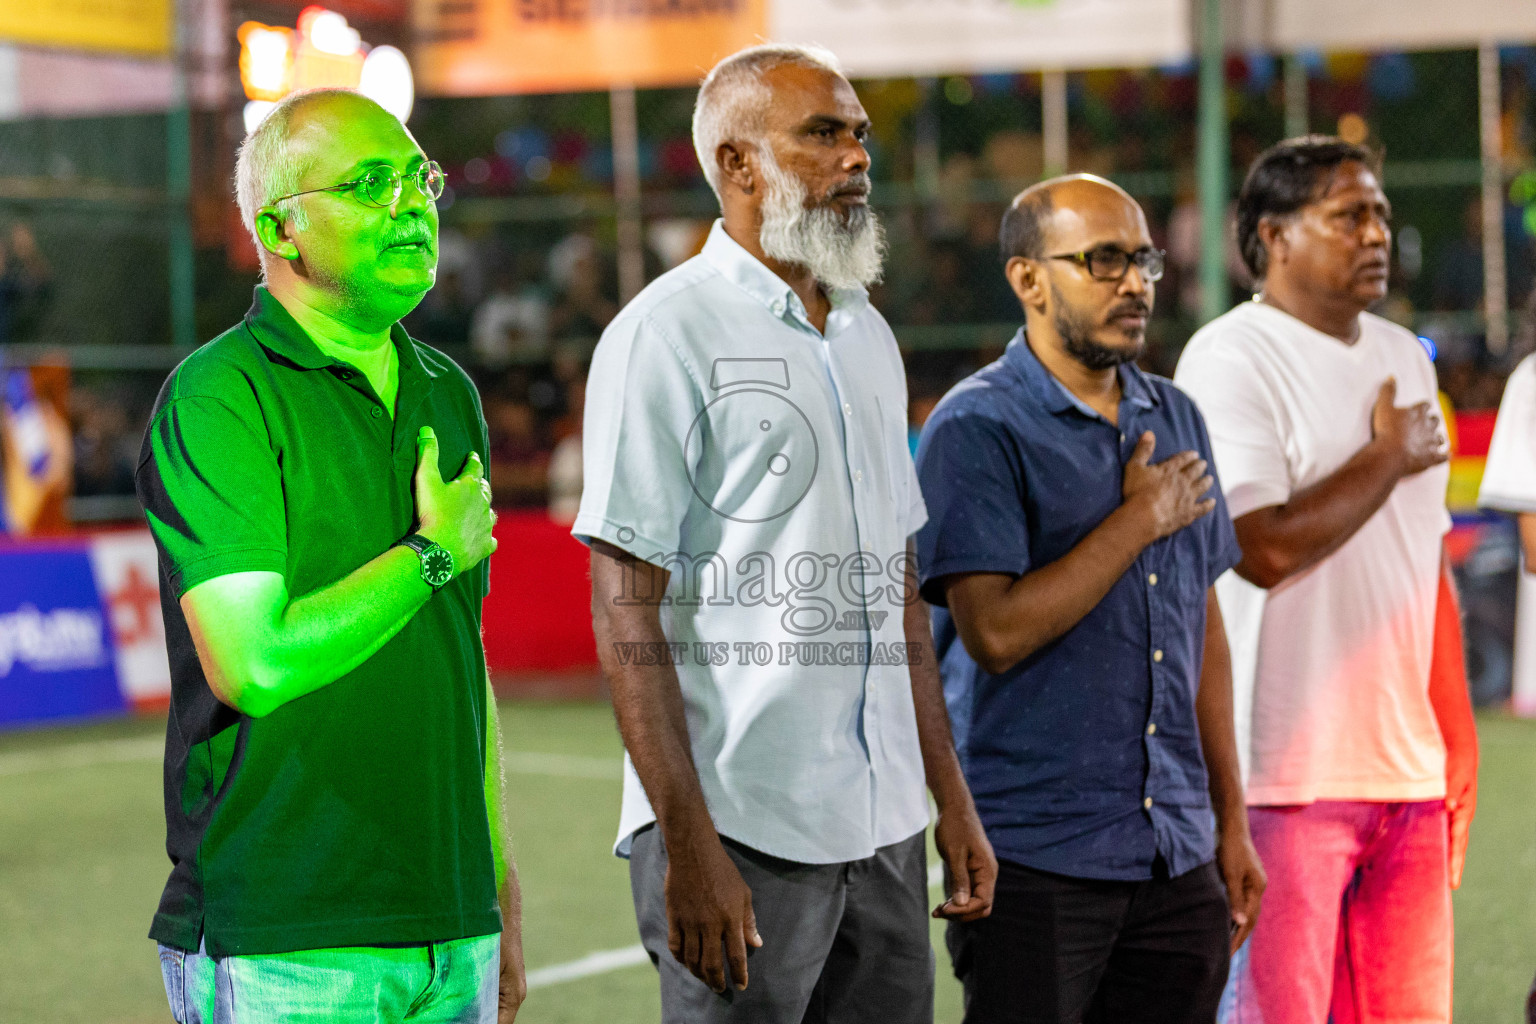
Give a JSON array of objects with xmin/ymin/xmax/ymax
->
[{"xmin": 157, "ymin": 933, "xmax": 500, "ymax": 1024}]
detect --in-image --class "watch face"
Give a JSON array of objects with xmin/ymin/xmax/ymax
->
[{"xmin": 421, "ymin": 546, "xmax": 454, "ymax": 587}]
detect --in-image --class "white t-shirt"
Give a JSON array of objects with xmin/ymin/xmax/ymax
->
[
  {"xmin": 1479, "ymin": 354, "xmax": 1536, "ymax": 513},
  {"xmin": 1175, "ymin": 300, "xmax": 1451, "ymax": 805}
]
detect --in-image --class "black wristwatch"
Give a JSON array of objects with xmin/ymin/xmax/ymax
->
[{"xmin": 397, "ymin": 533, "xmax": 455, "ymax": 591}]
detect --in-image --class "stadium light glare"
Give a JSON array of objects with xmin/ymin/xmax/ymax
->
[
  {"xmin": 359, "ymin": 45, "xmax": 415, "ymax": 123},
  {"xmin": 236, "ymin": 9, "xmax": 416, "ymax": 133}
]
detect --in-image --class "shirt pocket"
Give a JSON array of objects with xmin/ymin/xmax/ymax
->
[{"xmin": 874, "ymin": 394, "xmax": 912, "ymax": 516}]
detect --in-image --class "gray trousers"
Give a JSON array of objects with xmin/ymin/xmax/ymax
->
[{"xmin": 629, "ymin": 825, "xmax": 935, "ymax": 1024}]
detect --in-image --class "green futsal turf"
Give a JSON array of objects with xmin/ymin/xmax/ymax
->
[{"xmin": 0, "ymin": 702, "xmax": 1531, "ymax": 1023}]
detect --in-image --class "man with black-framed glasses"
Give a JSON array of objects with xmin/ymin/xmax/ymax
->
[
  {"xmin": 136, "ymin": 88, "xmax": 525, "ymax": 1022},
  {"xmin": 914, "ymin": 174, "xmax": 1263, "ymax": 1023}
]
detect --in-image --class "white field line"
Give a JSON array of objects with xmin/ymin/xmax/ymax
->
[
  {"xmin": 526, "ymin": 943, "xmax": 652, "ymax": 990},
  {"xmin": 0, "ymin": 739, "xmax": 618, "ymax": 781},
  {"xmin": 1, "ymin": 734, "xmax": 941, "ymax": 992}
]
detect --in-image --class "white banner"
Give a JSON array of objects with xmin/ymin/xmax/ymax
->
[
  {"xmin": 87, "ymin": 531, "xmax": 171, "ymax": 707},
  {"xmin": 771, "ymin": 0, "xmax": 1192, "ymax": 77},
  {"xmin": 1272, "ymin": 0, "xmax": 1536, "ymax": 52}
]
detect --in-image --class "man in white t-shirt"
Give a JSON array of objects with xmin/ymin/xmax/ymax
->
[
  {"xmin": 1175, "ymin": 135, "xmax": 1479, "ymax": 1024},
  {"xmin": 1477, "ymin": 351, "xmax": 1536, "ymax": 1024}
]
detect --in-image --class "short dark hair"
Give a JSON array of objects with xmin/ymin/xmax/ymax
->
[
  {"xmin": 999, "ymin": 189, "xmax": 1055, "ymax": 262},
  {"xmin": 1236, "ymin": 135, "xmax": 1380, "ymax": 280}
]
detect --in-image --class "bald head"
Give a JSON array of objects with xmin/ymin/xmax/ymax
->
[
  {"xmin": 234, "ymin": 89, "xmax": 406, "ymax": 267},
  {"xmin": 1000, "ymin": 174, "xmax": 1141, "ymax": 263}
]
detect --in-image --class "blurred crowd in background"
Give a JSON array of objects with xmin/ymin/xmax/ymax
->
[{"xmin": 5, "ymin": 47, "xmax": 1536, "ymax": 522}]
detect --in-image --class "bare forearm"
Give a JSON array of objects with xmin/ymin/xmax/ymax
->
[
  {"xmin": 1195, "ymin": 595, "xmax": 1247, "ymax": 830},
  {"xmin": 270, "ymin": 549, "xmax": 432, "ymax": 698},
  {"xmin": 954, "ymin": 506, "xmax": 1153, "ymax": 674},
  {"xmin": 1235, "ymin": 439, "xmax": 1404, "ymax": 588},
  {"xmin": 1427, "ymin": 559, "xmax": 1477, "ymax": 755},
  {"xmin": 187, "ymin": 548, "xmax": 434, "ymax": 717},
  {"xmin": 904, "ymin": 590, "xmax": 971, "ymax": 811},
  {"xmin": 600, "ymin": 630, "xmax": 715, "ymax": 837},
  {"xmin": 589, "ymin": 543, "xmax": 715, "ymax": 841}
]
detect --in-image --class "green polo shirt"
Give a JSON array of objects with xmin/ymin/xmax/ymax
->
[{"xmin": 136, "ymin": 286, "xmax": 500, "ymax": 956}]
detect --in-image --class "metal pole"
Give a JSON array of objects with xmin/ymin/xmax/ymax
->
[
  {"xmin": 1042, "ymin": 70, "xmax": 1068, "ymax": 179},
  {"xmin": 167, "ymin": 0, "xmax": 196, "ymax": 349},
  {"xmin": 1284, "ymin": 52, "xmax": 1308, "ymax": 139},
  {"xmin": 609, "ymin": 85, "xmax": 644, "ymax": 305},
  {"xmin": 1479, "ymin": 42, "xmax": 1508, "ymax": 356},
  {"xmin": 1196, "ymin": 0, "xmax": 1228, "ymax": 325}
]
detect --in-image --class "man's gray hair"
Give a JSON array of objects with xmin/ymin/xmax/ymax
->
[
  {"xmin": 692, "ymin": 44, "xmax": 844, "ymax": 205},
  {"xmin": 233, "ymin": 88, "xmax": 369, "ymax": 265}
]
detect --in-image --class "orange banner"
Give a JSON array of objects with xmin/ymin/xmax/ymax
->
[{"xmin": 414, "ymin": 0, "xmax": 767, "ymax": 95}]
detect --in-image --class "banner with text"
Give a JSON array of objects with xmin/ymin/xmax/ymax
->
[{"xmin": 415, "ymin": 0, "xmax": 769, "ymax": 96}]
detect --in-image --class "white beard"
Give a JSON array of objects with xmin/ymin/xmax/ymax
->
[{"xmin": 755, "ymin": 148, "xmax": 886, "ymax": 292}]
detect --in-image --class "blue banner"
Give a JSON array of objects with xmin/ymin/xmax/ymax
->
[{"xmin": 0, "ymin": 543, "xmax": 124, "ymax": 726}]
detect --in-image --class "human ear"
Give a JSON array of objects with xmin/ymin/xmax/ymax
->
[
  {"xmin": 718, "ymin": 141, "xmax": 755, "ymax": 196},
  {"xmin": 1005, "ymin": 256, "xmax": 1046, "ymax": 314},
  {"xmin": 1257, "ymin": 215, "xmax": 1288, "ymax": 268},
  {"xmin": 255, "ymin": 208, "xmax": 300, "ymax": 262}
]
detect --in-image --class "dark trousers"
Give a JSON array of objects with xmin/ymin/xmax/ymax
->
[
  {"xmin": 946, "ymin": 858, "xmax": 1230, "ymax": 1024},
  {"xmin": 629, "ymin": 824, "xmax": 934, "ymax": 1024}
]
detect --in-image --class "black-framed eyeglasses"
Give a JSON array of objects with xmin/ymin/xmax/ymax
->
[
  {"xmin": 1047, "ymin": 246, "xmax": 1165, "ymax": 283},
  {"xmin": 268, "ymin": 161, "xmax": 446, "ymax": 210}
]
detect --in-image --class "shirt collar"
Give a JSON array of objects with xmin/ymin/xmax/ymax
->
[
  {"xmin": 1004, "ymin": 327, "xmax": 1159, "ymax": 418},
  {"xmin": 700, "ymin": 219, "xmax": 869, "ymax": 322},
  {"xmin": 243, "ymin": 284, "xmax": 438, "ymax": 380}
]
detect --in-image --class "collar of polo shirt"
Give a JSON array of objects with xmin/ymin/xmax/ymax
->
[
  {"xmin": 1003, "ymin": 328, "xmax": 1160, "ymax": 419},
  {"xmin": 244, "ymin": 285, "xmax": 442, "ymax": 382}
]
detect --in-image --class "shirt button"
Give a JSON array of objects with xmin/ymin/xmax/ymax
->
[
  {"xmin": 1120, "ymin": 432, "xmax": 1126, "ymax": 442},
  {"xmin": 1148, "ymin": 572, "xmax": 1158, "ymax": 586},
  {"xmin": 1147, "ymin": 722, "xmax": 1157, "ymax": 735},
  {"xmin": 843, "ymin": 403, "xmax": 853, "ymax": 416},
  {"xmin": 854, "ymin": 470, "xmax": 864, "ymax": 483},
  {"xmin": 1143, "ymin": 797, "xmax": 1154, "ymax": 809},
  {"xmin": 371, "ymin": 407, "xmax": 382, "ymax": 419},
  {"xmin": 1153, "ymin": 649, "xmax": 1163, "ymax": 663}
]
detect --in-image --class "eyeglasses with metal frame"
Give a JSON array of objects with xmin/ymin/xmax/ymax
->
[
  {"xmin": 268, "ymin": 160, "xmax": 446, "ymax": 209},
  {"xmin": 1046, "ymin": 245, "xmax": 1166, "ymax": 283}
]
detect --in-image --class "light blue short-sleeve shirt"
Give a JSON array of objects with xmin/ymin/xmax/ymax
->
[{"xmin": 574, "ymin": 220, "xmax": 930, "ymax": 864}]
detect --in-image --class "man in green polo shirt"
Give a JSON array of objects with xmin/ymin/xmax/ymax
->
[{"xmin": 135, "ymin": 88, "xmax": 526, "ymax": 1022}]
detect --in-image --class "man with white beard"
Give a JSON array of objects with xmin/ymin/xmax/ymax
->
[{"xmin": 575, "ymin": 44, "xmax": 996, "ymax": 1024}]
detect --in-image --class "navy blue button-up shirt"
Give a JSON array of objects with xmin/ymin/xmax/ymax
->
[{"xmin": 914, "ymin": 331, "xmax": 1240, "ymax": 881}]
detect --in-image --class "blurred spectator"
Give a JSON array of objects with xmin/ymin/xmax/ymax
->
[
  {"xmin": 964, "ymin": 203, "xmax": 1021, "ymax": 323},
  {"xmin": 0, "ymin": 222, "xmax": 54, "ymax": 344},
  {"xmin": 471, "ymin": 259, "xmax": 551, "ymax": 366},
  {"xmin": 71, "ymin": 386, "xmax": 137, "ymax": 497},
  {"xmin": 549, "ymin": 233, "xmax": 618, "ymax": 340},
  {"xmin": 547, "ymin": 376, "xmax": 585, "ymax": 524},
  {"xmin": 411, "ymin": 267, "xmax": 476, "ymax": 349},
  {"xmin": 1433, "ymin": 197, "xmax": 1536, "ymax": 314},
  {"xmin": 486, "ymin": 388, "xmax": 550, "ymax": 508},
  {"xmin": 905, "ymin": 239, "xmax": 978, "ymax": 326},
  {"xmin": 1433, "ymin": 199, "xmax": 1486, "ymax": 313}
]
